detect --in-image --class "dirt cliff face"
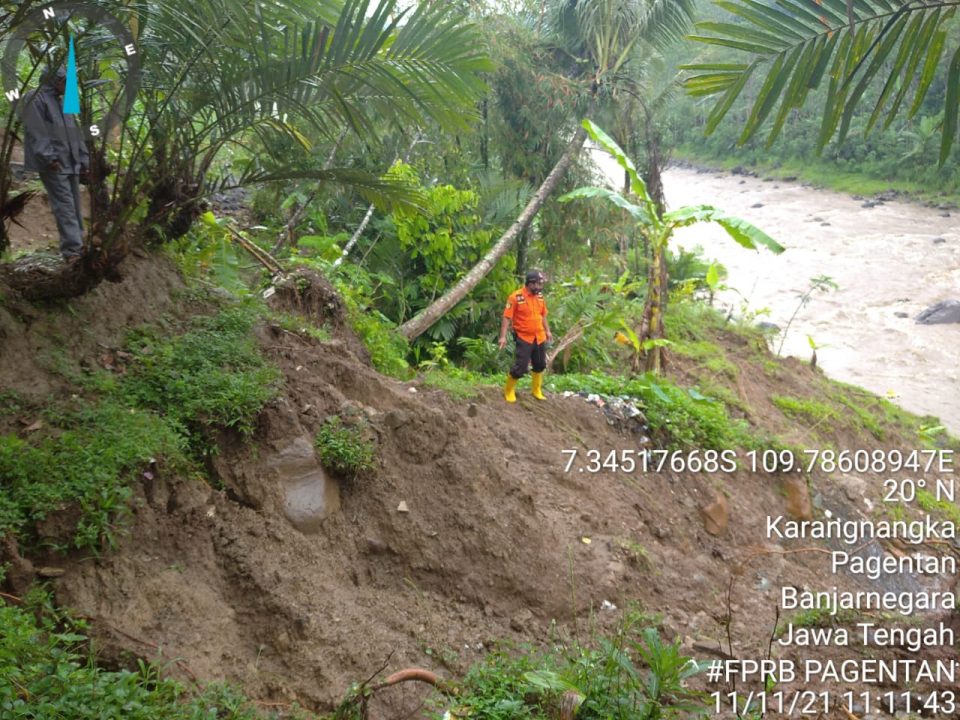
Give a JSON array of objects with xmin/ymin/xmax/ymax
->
[{"xmin": 2, "ymin": 255, "xmax": 954, "ymax": 715}]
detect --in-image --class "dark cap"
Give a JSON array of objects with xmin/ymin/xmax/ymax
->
[
  {"xmin": 42, "ymin": 65, "xmax": 67, "ymax": 84},
  {"xmin": 525, "ymin": 269, "xmax": 546, "ymax": 285}
]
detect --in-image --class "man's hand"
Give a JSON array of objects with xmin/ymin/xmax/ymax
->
[
  {"xmin": 545, "ymin": 330, "xmax": 553, "ymax": 344},
  {"xmin": 48, "ymin": 159, "xmax": 62, "ymax": 172},
  {"xmin": 79, "ymin": 167, "xmax": 90, "ymax": 185},
  {"xmin": 498, "ymin": 336, "xmax": 507, "ymax": 350}
]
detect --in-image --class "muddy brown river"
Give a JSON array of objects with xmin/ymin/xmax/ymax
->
[{"xmin": 662, "ymin": 166, "xmax": 960, "ymax": 436}]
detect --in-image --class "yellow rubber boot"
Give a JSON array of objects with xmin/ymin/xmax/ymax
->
[
  {"xmin": 504, "ymin": 375, "xmax": 518, "ymax": 403},
  {"xmin": 531, "ymin": 371, "xmax": 546, "ymax": 400}
]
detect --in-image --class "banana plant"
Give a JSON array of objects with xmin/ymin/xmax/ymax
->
[{"xmin": 559, "ymin": 118, "xmax": 785, "ymax": 374}]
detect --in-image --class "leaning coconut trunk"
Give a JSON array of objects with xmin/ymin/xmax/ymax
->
[{"xmin": 398, "ymin": 120, "xmax": 592, "ymax": 341}]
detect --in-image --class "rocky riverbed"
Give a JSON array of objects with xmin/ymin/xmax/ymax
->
[{"xmin": 664, "ymin": 166, "xmax": 960, "ymax": 436}]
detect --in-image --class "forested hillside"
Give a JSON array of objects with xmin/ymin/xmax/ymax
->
[
  {"xmin": 1, "ymin": 1, "xmax": 958, "ymax": 718},
  {"xmin": 672, "ymin": 0, "xmax": 960, "ymax": 196}
]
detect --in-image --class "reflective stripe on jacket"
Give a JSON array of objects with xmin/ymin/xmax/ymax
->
[{"xmin": 503, "ymin": 286, "xmax": 547, "ymax": 344}]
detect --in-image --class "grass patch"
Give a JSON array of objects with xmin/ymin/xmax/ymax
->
[
  {"xmin": 704, "ymin": 355, "xmax": 739, "ymax": 379},
  {"xmin": 664, "ymin": 300, "xmax": 727, "ymax": 343},
  {"xmin": 698, "ymin": 380, "xmax": 749, "ymax": 414},
  {"xmin": 122, "ymin": 305, "xmax": 280, "ymax": 442},
  {"xmin": 828, "ymin": 390, "xmax": 886, "ymax": 441},
  {"xmin": 314, "ymin": 417, "xmax": 376, "ymax": 478},
  {"xmin": 0, "ymin": 399, "xmax": 187, "ymax": 551},
  {"xmin": 778, "ymin": 602, "xmax": 861, "ymax": 636},
  {"xmin": 772, "ymin": 395, "xmax": 838, "ymax": 435},
  {"xmin": 916, "ymin": 488, "xmax": 960, "ymax": 525},
  {"xmin": 270, "ymin": 311, "xmax": 332, "ymax": 342},
  {"xmin": 420, "ymin": 366, "xmax": 497, "ymax": 399}
]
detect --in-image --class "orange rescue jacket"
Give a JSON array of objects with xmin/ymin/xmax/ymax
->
[{"xmin": 503, "ymin": 286, "xmax": 548, "ymax": 344}]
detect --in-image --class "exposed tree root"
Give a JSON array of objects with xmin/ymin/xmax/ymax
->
[{"xmin": 0, "ymin": 245, "xmax": 127, "ymax": 301}]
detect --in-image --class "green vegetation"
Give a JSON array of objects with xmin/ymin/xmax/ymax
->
[
  {"xmin": 559, "ymin": 119, "xmax": 783, "ymax": 373},
  {"xmin": 332, "ymin": 613, "xmax": 705, "ymax": 720},
  {"xmin": 674, "ymin": 1, "xmax": 960, "ymax": 198},
  {"xmin": 270, "ymin": 311, "xmax": 333, "ymax": 343},
  {"xmin": 829, "ymin": 390, "xmax": 887, "ymax": 442},
  {"xmin": 314, "ymin": 418, "xmax": 377, "ymax": 478},
  {"xmin": 0, "ymin": 598, "xmax": 292, "ymax": 720},
  {"xmin": 6, "ymin": 0, "xmax": 960, "ymax": 712},
  {"xmin": 4, "ymin": 596, "xmax": 706, "ymax": 720},
  {"xmin": 916, "ymin": 489, "xmax": 960, "ymax": 525},
  {"xmin": 685, "ymin": 1, "xmax": 960, "ymax": 165},
  {"xmin": 344, "ymin": 305, "xmax": 411, "ymax": 379},
  {"xmin": 771, "ymin": 396, "xmax": 839, "ymax": 436},
  {"xmin": 616, "ymin": 537, "xmax": 653, "ymax": 570},
  {"xmin": 0, "ymin": 301, "xmax": 280, "ymax": 551},
  {"xmin": 548, "ymin": 371, "xmax": 760, "ymax": 451},
  {"xmin": 779, "ymin": 603, "xmax": 861, "ymax": 636},
  {"xmin": 122, "ymin": 305, "xmax": 281, "ymax": 441},
  {"xmin": 0, "ymin": 400, "xmax": 186, "ymax": 551},
  {"xmin": 456, "ymin": 618, "xmax": 704, "ymax": 720}
]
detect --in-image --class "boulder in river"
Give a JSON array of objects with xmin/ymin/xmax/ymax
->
[{"xmin": 915, "ymin": 299, "xmax": 960, "ymax": 325}]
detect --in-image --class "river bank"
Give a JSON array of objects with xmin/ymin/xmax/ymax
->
[
  {"xmin": 664, "ymin": 165, "xmax": 960, "ymax": 436},
  {"xmin": 671, "ymin": 148, "xmax": 960, "ymax": 210}
]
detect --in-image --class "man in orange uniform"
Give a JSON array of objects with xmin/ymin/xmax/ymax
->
[{"xmin": 498, "ymin": 269, "xmax": 552, "ymax": 403}]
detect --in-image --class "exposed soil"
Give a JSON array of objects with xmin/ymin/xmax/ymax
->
[{"xmin": 1, "ymin": 249, "xmax": 957, "ymax": 718}]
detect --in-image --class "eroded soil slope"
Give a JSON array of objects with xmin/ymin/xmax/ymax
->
[{"xmin": 1, "ymin": 255, "xmax": 956, "ymax": 716}]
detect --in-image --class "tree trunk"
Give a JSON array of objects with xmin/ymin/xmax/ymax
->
[
  {"xmin": 398, "ymin": 124, "xmax": 589, "ymax": 341},
  {"xmin": 546, "ymin": 321, "xmax": 584, "ymax": 371},
  {"xmin": 331, "ymin": 202, "xmax": 375, "ymax": 268},
  {"xmin": 515, "ymin": 225, "xmax": 530, "ymax": 282},
  {"xmin": 642, "ymin": 243, "xmax": 666, "ymax": 374},
  {"xmin": 643, "ymin": 107, "xmax": 666, "ymax": 217}
]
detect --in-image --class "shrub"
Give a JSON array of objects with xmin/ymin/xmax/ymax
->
[
  {"xmin": 443, "ymin": 613, "xmax": 706, "ymax": 720},
  {"xmin": 314, "ymin": 418, "xmax": 376, "ymax": 477},
  {"xmin": 0, "ymin": 600, "xmax": 288, "ymax": 720}
]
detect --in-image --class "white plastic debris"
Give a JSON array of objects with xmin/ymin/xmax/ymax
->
[
  {"xmin": 397, "ymin": 501, "xmax": 410, "ymax": 513},
  {"xmin": 601, "ymin": 600, "xmax": 617, "ymax": 612}
]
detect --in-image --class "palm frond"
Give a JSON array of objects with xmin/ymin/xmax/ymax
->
[
  {"xmin": 639, "ymin": 0, "xmax": 698, "ymax": 51},
  {"xmin": 225, "ymin": 165, "xmax": 425, "ymax": 214},
  {"xmin": 140, "ymin": 0, "xmax": 491, "ymax": 144},
  {"xmin": 546, "ymin": 0, "xmax": 696, "ymax": 81},
  {"xmin": 684, "ymin": 0, "xmax": 959, "ymax": 163}
]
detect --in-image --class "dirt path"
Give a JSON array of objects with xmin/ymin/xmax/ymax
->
[{"xmin": 664, "ymin": 167, "xmax": 960, "ymax": 436}]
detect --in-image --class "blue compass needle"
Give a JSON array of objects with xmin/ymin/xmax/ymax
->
[{"xmin": 63, "ymin": 35, "xmax": 80, "ymax": 114}]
